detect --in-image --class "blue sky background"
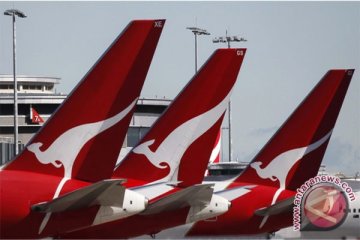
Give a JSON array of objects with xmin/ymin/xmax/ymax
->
[{"xmin": 0, "ymin": 1, "xmax": 359, "ymax": 175}]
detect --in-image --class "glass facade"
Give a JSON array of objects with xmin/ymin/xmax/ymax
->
[{"xmin": 126, "ymin": 127, "xmax": 150, "ymax": 147}]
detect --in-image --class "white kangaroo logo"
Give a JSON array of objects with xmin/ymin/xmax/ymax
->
[
  {"xmin": 28, "ymin": 98, "xmax": 137, "ymax": 179},
  {"xmin": 251, "ymin": 130, "xmax": 333, "ymax": 229},
  {"xmin": 250, "ymin": 130, "xmax": 332, "ymax": 190},
  {"xmin": 132, "ymin": 90, "xmax": 232, "ymax": 183}
]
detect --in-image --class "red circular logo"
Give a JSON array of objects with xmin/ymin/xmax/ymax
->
[{"xmin": 303, "ymin": 184, "xmax": 348, "ymax": 229}]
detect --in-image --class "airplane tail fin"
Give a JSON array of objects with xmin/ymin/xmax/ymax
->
[
  {"xmin": 30, "ymin": 107, "xmax": 45, "ymax": 124},
  {"xmin": 4, "ymin": 20, "xmax": 165, "ymax": 182},
  {"xmin": 234, "ymin": 69, "xmax": 354, "ymax": 190},
  {"xmin": 209, "ymin": 129, "xmax": 222, "ymax": 165},
  {"xmin": 114, "ymin": 49, "xmax": 246, "ymax": 187},
  {"xmin": 205, "ymin": 129, "xmax": 222, "ymax": 176}
]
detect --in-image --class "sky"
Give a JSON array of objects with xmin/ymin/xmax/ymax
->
[{"xmin": 0, "ymin": 1, "xmax": 359, "ymax": 175}]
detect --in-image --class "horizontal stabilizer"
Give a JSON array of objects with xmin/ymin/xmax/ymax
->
[
  {"xmin": 142, "ymin": 184, "xmax": 214, "ymax": 215},
  {"xmin": 216, "ymin": 185, "xmax": 255, "ymax": 201},
  {"xmin": 32, "ymin": 179, "xmax": 126, "ymax": 213},
  {"xmin": 255, "ymin": 196, "xmax": 294, "ymax": 216}
]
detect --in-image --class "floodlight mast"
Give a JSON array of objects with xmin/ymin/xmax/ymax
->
[
  {"xmin": 213, "ymin": 30, "xmax": 247, "ymax": 162},
  {"xmin": 4, "ymin": 9, "xmax": 27, "ymax": 156},
  {"xmin": 186, "ymin": 27, "xmax": 210, "ymax": 73}
]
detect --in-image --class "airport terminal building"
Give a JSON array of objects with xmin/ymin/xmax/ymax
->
[{"xmin": 0, "ymin": 75, "xmax": 171, "ymax": 164}]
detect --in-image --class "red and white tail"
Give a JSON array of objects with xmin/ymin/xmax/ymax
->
[
  {"xmin": 234, "ymin": 69, "xmax": 354, "ymax": 190},
  {"xmin": 209, "ymin": 129, "xmax": 222, "ymax": 164},
  {"xmin": 30, "ymin": 107, "xmax": 45, "ymax": 124},
  {"xmin": 114, "ymin": 49, "xmax": 246, "ymax": 187},
  {"xmin": 4, "ymin": 20, "xmax": 165, "ymax": 182},
  {"xmin": 205, "ymin": 129, "xmax": 222, "ymax": 176}
]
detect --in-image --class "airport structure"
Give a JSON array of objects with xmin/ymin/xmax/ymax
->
[{"xmin": 0, "ymin": 75, "xmax": 171, "ymax": 164}]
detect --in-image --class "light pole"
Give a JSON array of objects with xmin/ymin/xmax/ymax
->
[
  {"xmin": 186, "ymin": 27, "xmax": 210, "ymax": 73},
  {"xmin": 4, "ymin": 9, "xmax": 27, "ymax": 156},
  {"xmin": 213, "ymin": 31, "xmax": 247, "ymax": 162}
]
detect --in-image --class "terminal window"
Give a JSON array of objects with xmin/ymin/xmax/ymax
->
[{"xmin": 127, "ymin": 127, "xmax": 150, "ymax": 147}]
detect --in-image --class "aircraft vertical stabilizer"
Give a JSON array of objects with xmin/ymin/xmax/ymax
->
[
  {"xmin": 4, "ymin": 20, "xmax": 165, "ymax": 182},
  {"xmin": 114, "ymin": 49, "xmax": 247, "ymax": 187}
]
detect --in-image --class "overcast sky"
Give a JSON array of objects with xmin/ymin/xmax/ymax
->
[{"xmin": 0, "ymin": 1, "xmax": 359, "ymax": 175}]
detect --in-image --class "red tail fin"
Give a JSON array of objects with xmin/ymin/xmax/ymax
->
[
  {"xmin": 114, "ymin": 49, "xmax": 246, "ymax": 186},
  {"xmin": 209, "ymin": 129, "xmax": 222, "ymax": 164},
  {"xmin": 31, "ymin": 107, "xmax": 44, "ymax": 124},
  {"xmin": 205, "ymin": 128, "xmax": 221, "ymax": 176},
  {"xmin": 4, "ymin": 20, "xmax": 165, "ymax": 182},
  {"xmin": 234, "ymin": 69, "xmax": 354, "ymax": 190}
]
